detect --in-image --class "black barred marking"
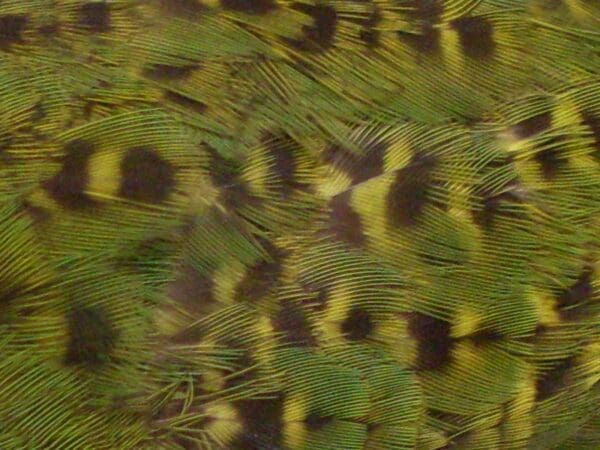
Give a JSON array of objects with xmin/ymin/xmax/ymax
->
[
  {"xmin": 167, "ymin": 264, "xmax": 216, "ymax": 315},
  {"xmin": 450, "ymin": 16, "xmax": 496, "ymax": 60},
  {"xmin": 408, "ymin": 313, "xmax": 453, "ymax": 370},
  {"xmin": 324, "ymin": 140, "xmax": 386, "ymax": 186},
  {"xmin": 359, "ymin": 7, "xmax": 382, "ymax": 47},
  {"xmin": 0, "ymin": 14, "xmax": 28, "ymax": 48},
  {"xmin": 582, "ymin": 111, "xmax": 600, "ymax": 155},
  {"xmin": 386, "ymin": 153, "xmax": 436, "ymax": 228},
  {"xmin": 225, "ymin": 351, "xmax": 259, "ymax": 390},
  {"xmin": 266, "ymin": 134, "xmax": 304, "ymax": 198},
  {"xmin": 65, "ymin": 305, "xmax": 116, "ymax": 366},
  {"xmin": 235, "ymin": 240, "xmax": 283, "ymax": 302},
  {"xmin": 512, "ymin": 112, "xmax": 552, "ymax": 140},
  {"xmin": 556, "ymin": 268, "xmax": 593, "ymax": 318},
  {"xmin": 535, "ymin": 356, "xmax": 575, "ymax": 401},
  {"xmin": 232, "ymin": 396, "xmax": 284, "ymax": 450},
  {"xmin": 78, "ymin": 2, "xmax": 111, "ymax": 33},
  {"xmin": 305, "ymin": 413, "xmax": 333, "ymax": 431},
  {"xmin": 327, "ymin": 191, "xmax": 366, "ymax": 247},
  {"xmin": 289, "ymin": 3, "xmax": 337, "ymax": 52},
  {"xmin": 119, "ymin": 147, "xmax": 175, "ymax": 203},
  {"xmin": 273, "ymin": 301, "xmax": 316, "ymax": 347},
  {"xmin": 165, "ymin": 91, "xmax": 207, "ymax": 115},
  {"xmin": 398, "ymin": 24, "xmax": 440, "ymax": 55},
  {"xmin": 342, "ymin": 307, "xmax": 374, "ymax": 341},
  {"xmin": 406, "ymin": 0, "xmax": 443, "ymax": 21},
  {"xmin": 42, "ymin": 139, "xmax": 97, "ymax": 210},
  {"xmin": 38, "ymin": 22, "xmax": 60, "ymax": 37},
  {"xmin": 143, "ymin": 64, "xmax": 199, "ymax": 81},
  {"xmin": 221, "ymin": 0, "xmax": 277, "ymax": 14},
  {"xmin": 469, "ymin": 329, "xmax": 504, "ymax": 346},
  {"xmin": 534, "ymin": 138, "xmax": 566, "ymax": 180},
  {"xmin": 159, "ymin": 0, "xmax": 205, "ymax": 15},
  {"xmin": 208, "ymin": 149, "xmax": 258, "ymax": 210}
]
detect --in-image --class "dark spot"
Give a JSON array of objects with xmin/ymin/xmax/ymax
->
[
  {"xmin": 42, "ymin": 139, "xmax": 98, "ymax": 210},
  {"xmin": 167, "ymin": 264, "xmax": 216, "ymax": 315},
  {"xmin": 32, "ymin": 102, "xmax": 47, "ymax": 122},
  {"xmin": 208, "ymin": 149, "xmax": 257, "ymax": 210},
  {"xmin": 234, "ymin": 241, "xmax": 283, "ymax": 302},
  {"xmin": 511, "ymin": 112, "xmax": 552, "ymax": 140},
  {"xmin": 407, "ymin": 313, "xmax": 453, "ymax": 370},
  {"xmin": 398, "ymin": 24, "xmax": 440, "ymax": 55},
  {"xmin": 143, "ymin": 64, "xmax": 199, "ymax": 82},
  {"xmin": 0, "ymin": 14, "xmax": 28, "ymax": 48},
  {"xmin": 159, "ymin": 0, "xmax": 205, "ymax": 16},
  {"xmin": 232, "ymin": 395, "xmax": 284, "ymax": 450},
  {"xmin": 225, "ymin": 351, "xmax": 258, "ymax": 390},
  {"xmin": 327, "ymin": 191, "xmax": 367, "ymax": 247},
  {"xmin": 165, "ymin": 90, "xmax": 207, "ymax": 115},
  {"xmin": 359, "ymin": 7, "xmax": 382, "ymax": 47},
  {"xmin": 265, "ymin": 134, "xmax": 304, "ymax": 198},
  {"xmin": 341, "ymin": 307, "xmax": 374, "ymax": 341},
  {"xmin": 581, "ymin": 111, "xmax": 600, "ymax": 156},
  {"xmin": 535, "ymin": 356, "xmax": 575, "ymax": 401},
  {"xmin": 534, "ymin": 137, "xmax": 565, "ymax": 180},
  {"xmin": 473, "ymin": 186, "xmax": 523, "ymax": 230},
  {"xmin": 450, "ymin": 16, "xmax": 496, "ymax": 60},
  {"xmin": 65, "ymin": 305, "xmax": 117, "ymax": 366},
  {"xmin": 406, "ymin": 0, "xmax": 443, "ymax": 21},
  {"xmin": 288, "ymin": 3, "xmax": 337, "ymax": 52},
  {"xmin": 386, "ymin": 152, "xmax": 436, "ymax": 228},
  {"xmin": 273, "ymin": 301, "xmax": 315, "ymax": 347},
  {"xmin": 119, "ymin": 147, "xmax": 176, "ymax": 203},
  {"xmin": 221, "ymin": 0, "xmax": 277, "ymax": 14},
  {"xmin": 78, "ymin": 2, "xmax": 111, "ymax": 33},
  {"xmin": 21, "ymin": 200, "xmax": 51, "ymax": 224},
  {"xmin": 468, "ymin": 329, "xmax": 504, "ymax": 345},
  {"xmin": 556, "ymin": 268, "xmax": 593, "ymax": 319},
  {"xmin": 305, "ymin": 413, "xmax": 333, "ymax": 431},
  {"xmin": 323, "ymin": 139, "xmax": 386, "ymax": 186},
  {"xmin": 38, "ymin": 22, "xmax": 61, "ymax": 37}
]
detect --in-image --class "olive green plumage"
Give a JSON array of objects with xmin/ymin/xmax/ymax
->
[{"xmin": 0, "ymin": 0, "xmax": 599, "ymax": 449}]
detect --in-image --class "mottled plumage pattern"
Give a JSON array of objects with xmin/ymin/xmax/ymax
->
[{"xmin": 0, "ymin": 0, "xmax": 599, "ymax": 449}]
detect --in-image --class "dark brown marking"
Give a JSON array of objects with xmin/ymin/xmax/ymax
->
[
  {"xmin": 38, "ymin": 22, "xmax": 60, "ymax": 37},
  {"xmin": 582, "ymin": 111, "xmax": 600, "ymax": 156},
  {"xmin": 42, "ymin": 139, "xmax": 97, "ymax": 210},
  {"xmin": 511, "ymin": 112, "xmax": 552, "ymax": 140},
  {"xmin": 327, "ymin": 191, "xmax": 367, "ymax": 247},
  {"xmin": 406, "ymin": 0, "xmax": 443, "ymax": 21},
  {"xmin": 408, "ymin": 312, "xmax": 453, "ymax": 370},
  {"xmin": 143, "ymin": 64, "xmax": 199, "ymax": 82},
  {"xmin": 208, "ymin": 149, "xmax": 258, "ymax": 211},
  {"xmin": 159, "ymin": 0, "xmax": 205, "ymax": 16},
  {"xmin": 266, "ymin": 134, "xmax": 304, "ymax": 198},
  {"xmin": 341, "ymin": 307, "xmax": 374, "ymax": 341},
  {"xmin": 305, "ymin": 413, "xmax": 333, "ymax": 431},
  {"xmin": 0, "ymin": 14, "xmax": 28, "ymax": 48},
  {"xmin": 535, "ymin": 356, "xmax": 575, "ymax": 401},
  {"xmin": 165, "ymin": 91, "xmax": 207, "ymax": 115},
  {"xmin": 398, "ymin": 24, "xmax": 440, "ymax": 55},
  {"xmin": 323, "ymin": 139, "xmax": 386, "ymax": 186},
  {"xmin": 386, "ymin": 152, "xmax": 436, "ymax": 228},
  {"xmin": 65, "ymin": 305, "xmax": 116, "ymax": 366},
  {"xmin": 289, "ymin": 3, "xmax": 337, "ymax": 52},
  {"xmin": 273, "ymin": 301, "xmax": 316, "ymax": 347},
  {"xmin": 119, "ymin": 147, "xmax": 175, "ymax": 203},
  {"xmin": 167, "ymin": 264, "xmax": 216, "ymax": 314},
  {"xmin": 473, "ymin": 183, "xmax": 523, "ymax": 230},
  {"xmin": 450, "ymin": 16, "xmax": 496, "ymax": 60},
  {"xmin": 225, "ymin": 350, "xmax": 258, "ymax": 390},
  {"xmin": 78, "ymin": 2, "xmax": 111, "ymax": 33},
  {"xmin": 232, "ymin": 396, "xmax": 284, "ymax": 450},
  {"xmin": 221, "ymin": 0, "xmax": 277, "ymax": 14},
  {"xmin": 359, "ymin": 7, "xmax": 382, "ymax": 47},
  {"xmin": 234, "ymin": 241, "xmax": 283, "ymax": 302},
  {"xmin": 556, "ymin": 268, "xmax": 593, "ymax": 317},
  {"xmin": 534, "ymin": 138, "xmax": 565, "ymax": 180}
]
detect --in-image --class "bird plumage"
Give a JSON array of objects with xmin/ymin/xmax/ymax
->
[{"xmin": 0, "ymin": 0, "xmax": 599, "ymax": 448}]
